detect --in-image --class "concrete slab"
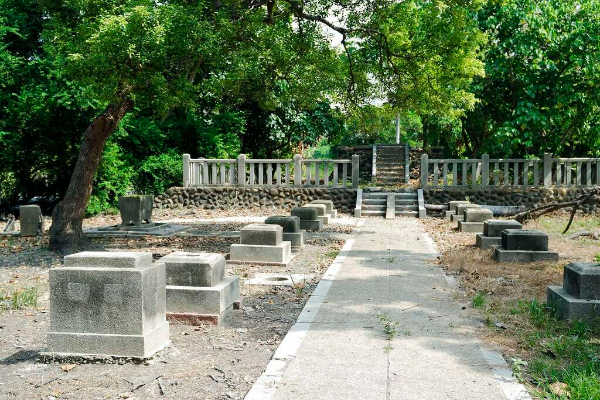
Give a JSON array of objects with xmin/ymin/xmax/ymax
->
[
  {"xmin": 159, "ymin": 251, "xmax": 225, "ymax": 287},
  {"xmin": 484, "ymin": 220, "xmax": 523, "ymax": 237},
  {"xmin": 458, "ymin": 221, "xmax": 484, "ymax": 233},
  {"xmin": 547, "ymin": 286, "xmax": 600, "ymax": 322},
  {"xmin": 494, "ymin": 249, "xmax": 559, "ymax": 263},
  {"xmin": 240, "ymin": 224, "xmax": 283, "ymax": 246},
  {"xmin": 229, "ymin": 242, "xmax": 292, "ymax": 266},
  {"xmin": 166, "ymin": 276, "xmax": 240, "ymax": 315},
  {"xmin": 299, "ymin": 220, "xmax": 322, "ymax": 232},
  {"xmin": 283, "ymin": 231, "xmax": 305, "ymax": 249}
]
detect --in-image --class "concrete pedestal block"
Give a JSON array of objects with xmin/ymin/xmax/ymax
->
[
  {"xmin": 464, "ymin": 209, "xmax": 494, "ymax": 223},
  {"xmin": 547, "ymin": 286, "xmax": 600, "ymax": 322},
  {"xmin": 283, "ymin": 231, "xmax": 306, "ymax": 249},
  {"xmin": 166, "ymin": 277, "xmax": 240, "ymax": 324},
  {"xmin": 299, "ymin": 220, "xmax": 323, "ymax": 231},
  {"xmin": 46, "ymin": 251, "xmax": 169, "ymax": 359},
  {"xmin": 119, "ymin": 195, "xmax": 153, "ymax": 226},
  {"xmin": 444, "ymin": 210, "xmax": 455, "ymax": 220},
  {"xmin": 458, "ymin": 221, "xmax": 484, "ymax": 233},
  {"xmin": 229, "ymin": 242, "xmax": 292, "ymax": 266},
  {"xmin": 562, "ymin": 262, "xmax": 600, "ymax": 300},
  {"xmin": 265, "ymin": 216, "xmax": 301, "ymax": 233},
  {"xmin": 240, "ymin": 224, "xmax": 283, "ymax": 246},
  {"xmin": 160, "ymin": 252, "xmax": 224, "ymax": 287},
  {"xmin": 451, "ymin": 214, "xmax": 464, "ymax": 223},
  {"xmin": 291, "ymin": 207, "xmax": 318, "ymax": 221},
  {"xmin": 318, "ymin": 215, "xmax": 330, "ymax": 225},
  {"xmin": 310, "ymin": 200, "xmax": 334, "ymax": 212},
  {"xmin": 19, "ymin": 205, "xmax": 44, "ymax": 236},
  {"xmin": 494, "ymin": 249, "xmax": 559, "ymax": 263},
  {"xmin": 449, "ymin": 201, "xmax": 470, "ymax": 213},
  {"xmin": 327, "ymin": 210, "xmax": 338, "ymax": 218},
  {"xmin": 502, "ymin": 229, "xmax": 548, "ymax": 251},
  {"xmin": 475, "ymin": 234, "xmax": 502, "ymax": 249},
  {"xmin": 484, "ymin": 220, "xmax": 523, "ymax": 237},
  {"xmin": 456, "ymin": 204, "xmax": 480, "ymax": 217}
]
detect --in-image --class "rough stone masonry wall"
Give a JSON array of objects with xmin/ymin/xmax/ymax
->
[
  {"xmin": 424, "ymin": 187, "xmax": 600, "ymax": 214},
  {"xmin": 154, "ymin": 187, "xmax": 358, "ymax": 213},
  {"xmin": 337, "ymin": 146, "xmax": 373, "ymax": 182}
]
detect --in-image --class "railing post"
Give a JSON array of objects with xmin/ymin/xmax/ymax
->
[
  {"xmin": 420, "ymin": 154, "xmax": 429, "ymax": 188},
  {"xmin": 237, "ymin": 154, "xmax": 246, "ymax": 187},
  {"xmin": 543, "ymin": 153, "xmax": 552, "ymax": 188},
  {"xmin": 183, "ymin": 153, "xmax": 191, "ymax": 187},
  {"xmin": 352, "ymin": 154, "xmax": 360, "ymax": 189},
  {"xmin": 293, "ymin": 154, "xmax": 303, "ymax": 188},
  {"xmin": 481, "ymin": 154, "xmax": 490, "ymax": 187},
  {"xmin": 372, "ymin": 145, "xmax": 377, "ymax": 183}
]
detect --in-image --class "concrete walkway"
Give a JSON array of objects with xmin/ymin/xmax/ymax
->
[{"xmin": 247, "ymin": 218, "xmax": 530, "ymax": 400}]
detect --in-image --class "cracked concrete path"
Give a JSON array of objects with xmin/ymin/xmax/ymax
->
[{"xmin": 265, "ymin": 218, "xmax": 528, "ymax": 400}]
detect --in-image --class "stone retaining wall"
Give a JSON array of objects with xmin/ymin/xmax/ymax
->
[
  {"xmin": 154, "ymin": 187, "xmax": 357, "ymax": 213},
  {"xmin": 424, "ymin": 187, "xmax": 600, "ymax": 214},
  {"xmin": 337, "ymin": 146, "xmax": 373, "ymax": 182}
]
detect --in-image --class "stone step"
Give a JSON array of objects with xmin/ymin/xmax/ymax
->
[
  {"xmin": 395, "ymin": 205, "xmax": 418, "ymax": 211},
  {"xmin": 362, "ymin": 204, "xmax": 386, "ymax": 211},
  {"xmin": 396, "ymin": 211, "xmax": 418, "ymax": 217},
  {"xmin": 361, "ymin": 210, "xmax": 386, "ymax": 216},
  {"xmin": 377, "ymin": 161, "xmax": 404, "ymax": 166},
  {"xmin": 363, "ymin": 199, "xmax": 387, "ymax": 206},
  {"xmin": 364, "ymin": 192, "xmax": 416, "ymax": 199},
  {"xmin": 396, "ymin": 199, "xmax": 417, "ymax": 205}
]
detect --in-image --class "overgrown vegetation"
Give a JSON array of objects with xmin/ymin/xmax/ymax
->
[{"xmin": 0, "ymin": 286, "xmax": 39, "ymax": 310}]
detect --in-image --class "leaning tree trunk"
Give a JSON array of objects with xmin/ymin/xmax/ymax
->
[{"xmin": 49, "ymin": 99, "xmax": 133, "ymax": 254}]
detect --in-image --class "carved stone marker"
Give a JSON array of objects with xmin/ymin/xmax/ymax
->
[
  {"xmin": 302, "ymin": 204, "xmax": 329, "ymax": 225},
  {"xmin": 458, "ymin": 209, "xmax": 494, "ymax": 233},
  {"xmin": 19, "ymin": 205, "xmax": 44, "ymax": 236},
  {"xmin": 475, "ymin": 220, "xmax": 522, "ymax": 249},
  {"xmin": 160, "ymin": 252, "xmax": 241, "ymax": 325},
  {"xmin": 548, "ymin": 263, "xmax": 600, "ymax": 322},
  {"xmin": 45, "ymin": 252, "xmax": 170, "ymax": 359},
  {"xmin": 265, "ymin": 216, "xmax": 306, "ymax": 249},
  {"xmin": 229, "ymin": 224, "xmax": 292, "ymax": 266},
  {"xmin": 291, "ymin": 207, "xmax": 323, "ymax": 231}
]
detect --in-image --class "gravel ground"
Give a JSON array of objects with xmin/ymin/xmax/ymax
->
[{"xmin": 0, "ymin": 210, "xmax": 354, "ymax": 400}]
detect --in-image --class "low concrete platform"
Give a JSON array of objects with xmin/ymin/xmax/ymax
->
[
  {"xmin": 46, "ymin": 321, "xmax": 170, "ymax": 359},
  {"xmin": 475, "ymin": 234, "xmax": 502, "ymax": 249},
  {"xmin": 166, "ymin": 277, "xmax": 240, "ymax": 324},
  {"xmin": 494, "ymin": 249, "xmax": 559, "ymax": 263},
  {"xmin": 444, "ymin": 210, "xmax": 455, "ymax": 219},
  {"xmin": 458, "ymin": 221, "xmax": 484, "ymax": 233},
  {"xmin": 283, "ymin": 231, "xmax": 306, "ymax": 249},
  {"xmin": 229, "ymin": 242, "xmax": 292, "ymax": 266},
  {"xmin": 451, "ymin": 214, "xmax": 464, "ymax": 223},
  {"xmin": 317, "ymin": 215, "xmax": 330, "ymax": 225},
  {"xmin": 547, "ymin": 286, "xmax": 600, "ymax": 322},
  {"xmin": 84, "ymin": 223, "xmax": 188, "ymax": 238}
]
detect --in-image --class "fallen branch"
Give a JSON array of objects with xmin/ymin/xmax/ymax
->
[
  {"xmin": 567, "ymin": 230, "xmax": 600, "ymax": 240},
  {"xmin": 513, "ymin": 189, "xmax": 599, "ymax": 234}
]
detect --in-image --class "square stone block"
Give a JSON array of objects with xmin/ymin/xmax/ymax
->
[
  {"xmin": 265, "ymin": 216, "xmax": 301, "ymax": 233},
  {"xmin": 310, "ymin": 200, "xmax": 334, "ymax": 211},
  {"xmin": 547, "ymin": 286, "xmax": 600, "ymax": 322},
  {"xmin": 502, "ymin": 229, "xmax": 548, "ymax": 251},
  {"xmin": 159, "ymin": 252, "xmax": 225, "ymax": 287},
  {"xmin": 451, "ymin": 214, "xmax": 464, "ymax": 223},
  {"xmin": 458, "ymin": 221, "xmax": 484, "ymax": 233},
  {"xmin": 19, "ymin": 205, "xmax": 44, "ymax": 237},
  {"xmin": 456, "ymin": 204, "xmax": 480, "ymax": 217},
  {"xmin": 47, "ymin": 253, "xmax": 168, "ymax": 358},
  {"xmin": 327, "ymin": 210, "xmax": 338, "ymax": 218},
  {"xmin": 318, "ymin": 215, "xmax": 330, "ymax": 225},
  {"xmin": 475, "ymin": 234, "xmax": 502, "ymax": 249},
  {"xmin": 563, "ymin": 262, "xmax": 600, "ymax": 300},
  {"xmin": 65, "ymin": 252, "xmax": 153, "ymax": 269},
  {"xmin": 302, "ymin": 204, "xmax": 326, "ymax": 217},
  {"xmin": 464, "ymin": 209, "xmax": 493, "ymax": 223},
  {"xmin": 449, "ymin": 201, "xmax": 470, "ymax": 213},
  {"xmin": 299, "ymin": 220, "xmax": 322, "ymax": 232},
  {"xmin": 119, "ymin": 195, "xmax": 153, "ymax": 226},
  {"xmin": 229, "ymin": 242, "xmax": 292, "ymax": 266},
  {"xmin": 444, "ymin": 210, "xmax": 455, "ymax": 220},
  {"xmin": 283, "ymin": 231, "xmax": 306, "ymax": 249},
  {"xmin": 240, "ymin": 224, "xmax": 282, "ymax": 246},
  {"xmin": 291, "ymin": 207, "xmax": 318, "ymax": 221},
  {"xmin": 166, "ymin": 276, "xmax": 240, "ymax": 316},
  {"xmin": 484, "ymin": 220, "xmax": 523, "ymax": 237},
  {"xmin": 494, "ymin": 249, "xmax": 558, "ymax": 263}
]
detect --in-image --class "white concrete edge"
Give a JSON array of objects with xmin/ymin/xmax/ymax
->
[
  {"xmin": 481, "ymin": 348, "xmax": 533, "ymax": 400},
  {"xmin": 244, "ymin": 219, "xmax": 365, "ymax": 400},
  {"xmin": 161, "ymin": 216, "xmax": 359, "ymax": 226}
]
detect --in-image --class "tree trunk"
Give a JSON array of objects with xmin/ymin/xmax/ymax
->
[{"xmin": 49, "ymin": 99, "xmax": 133, "ymax": 254}]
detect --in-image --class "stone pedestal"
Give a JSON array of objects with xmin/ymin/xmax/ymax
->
[
  {"xmin": 229, "ymin": 224, "xmax": 292, "ymax": 266},
  {"xmin": 160, "ymin": 252, "xmax": 241, "ymax": 325},
  {"xmin": 476, "ymin": 220, "xmax": 523, "ymax": 249},
  {"xmin": 265, "ymin": 216, "xmax": 306, "ymax": 249},
  {"xmin": 19, "ymin": 205, "xmax": 44, "ymax": 237},
  {"xmin": 119, "ymin": 195, "xmax": 154, "ymax": 226},
  {"xmin": 548, "ymin": 262, "xmax": 600, "ymax": 322},
  {"xmin": 45, "ymin": 252, "xmax": 169, "ymax": 359},
  {"xmin": 302, "ymin": 204, "xmax": 328, "ymax": 225},
  {"xmin": 291, "ymin": 207, "xmax": 323, "ymax": 232},
  {"xmin": 449, "ymin": 201, "xmax": 471, "ymax": 213},
  {"xmin": 310, "ymin": 200, "xmax": 337, "ymax": 218},
  {"xmin": 494, "ymin": 230, "xmax": 558, "ymax": 263},
  {"xmin": 459, "ymin": 209, "xmax": 493, "ymax": 233}
]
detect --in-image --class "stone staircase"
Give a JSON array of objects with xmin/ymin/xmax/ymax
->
[
  {"xmin": 375, "ymin": 145, "xmax": 407, "ymax": 186},
  {"xmin": 359, "ymin": 189, "xmax": 421, "ymax": 218}
]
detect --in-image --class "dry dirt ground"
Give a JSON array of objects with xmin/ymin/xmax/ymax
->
[{"xmin": 0, "ymin": 209, "xmax": 352, "ymax": 400}]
